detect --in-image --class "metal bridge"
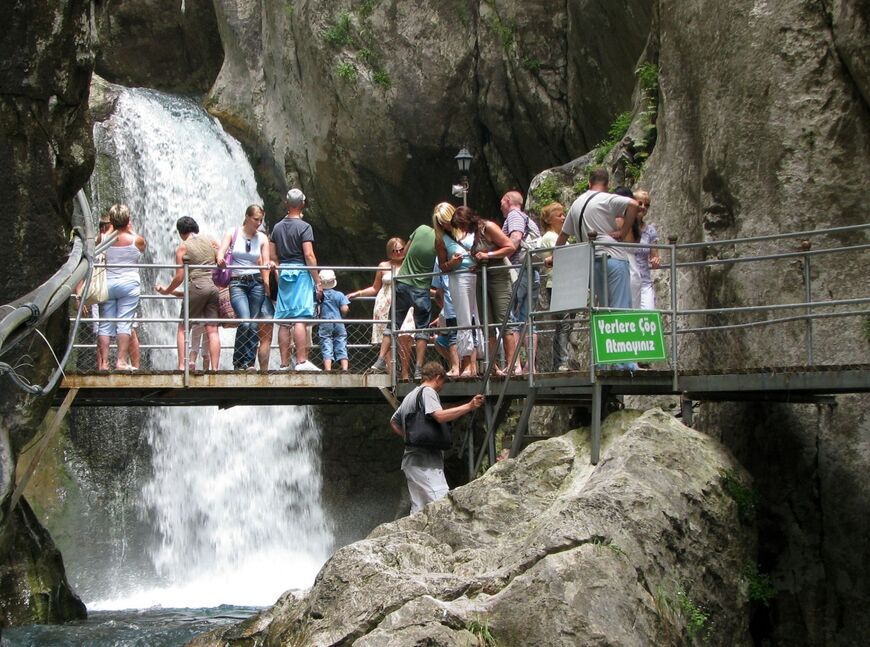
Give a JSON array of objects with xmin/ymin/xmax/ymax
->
[{"xmin": 1, "ymin": 194, "xmax": 868, "ymax": 486}]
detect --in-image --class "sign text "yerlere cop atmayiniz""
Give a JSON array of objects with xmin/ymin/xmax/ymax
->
[{"xmin": 592, "ymin": 312, "xmax": 667, "ymax": 364}]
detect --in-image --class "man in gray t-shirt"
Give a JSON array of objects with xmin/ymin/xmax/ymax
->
[
  {"xmin": 557, "ymin": 169, "xmax": 638, "ymax": 311},
  {"xmin": 390, "ymin": 362, "xmax": 484, "ymax": 514}
]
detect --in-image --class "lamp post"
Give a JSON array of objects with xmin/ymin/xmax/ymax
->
[{"xmin": 454, "ymin": 147, "xmax": 472, "ymax": 206}]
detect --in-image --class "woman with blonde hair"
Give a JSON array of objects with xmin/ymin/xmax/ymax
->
[
  {"xmin": 348, "ymin": 236, "xmax": 414, "ymax": 378},
  {"xmin": 434, "ymin": 204, "xmax": 484, "ymax": 377},
  {"xmin": 97, "ymin": 204, "xmax": 146, "ymax": 371},
  {"xmin": 217, "ymin": 204, "xmax": 271, "ymax": 370},
  {"xmin": 633, "ymin": 189, "xmax": 660, "ymax": 309}
]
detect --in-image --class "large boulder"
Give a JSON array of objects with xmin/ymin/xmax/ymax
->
[{"xmin": 189, "ymin": 409, "xmax": 756, "ymax": 646}]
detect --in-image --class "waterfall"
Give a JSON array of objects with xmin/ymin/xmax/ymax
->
[{"xmin": 86, "ymin": 88, "xmax": 332, "ymax": 609}]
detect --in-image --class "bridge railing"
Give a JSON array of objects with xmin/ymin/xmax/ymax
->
[
  {"xmin": 522, "ymin": 222, "xmax": 870, "ymax": 382},
  {"xmin": 66, "ymin": 222, "xmax": 869, "ymax": 383}
]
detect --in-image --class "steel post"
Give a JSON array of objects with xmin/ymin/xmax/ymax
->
[
  {"xmin": 591, "ymin": 382, "xmax": 602, "ymax": 465},
  {"xmin": 669, "ymin": 236, "xmax": 679, "ymax": 391},
  {"xmin": 801, "ymin": 240, "xmax": 814, "ymax": 365},
  {"xmin": 183, "ymin": 264, "xmax": 190, "ymax": 387}
]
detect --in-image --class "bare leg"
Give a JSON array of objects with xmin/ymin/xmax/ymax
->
[
  {"xmin": 258, "ymin": 322, "xmax": 273, "ymax": 371},
  {"xmin": 339, "ymin": 358, "xmax": 349, "ymax": 371},
  {"xmin": 398, "ymin": 336, "xmax": 413, "ymax": 379},
  {"xmin": 278, "ymin": 324, "xmax": 293, "ymax": 367},
  {"xmin": 97, "ymin": 335, "xmax": 111, "ymax": 370},
  {"xmin": 504, "ymin": 332, "xmax": 519, "ymax": 375},
  {"xmin": 115, "ymin": 333, "xmax": 131, "ymax": 369},
  {"xmin": 414, "ymin": 338, "xmax": 427, "ymax": 370},
  {"xmin": 175, "ymin": 324, "xmax": 186, "ymax": 371},
  {"xmin": 293, "ymin": 322, "xmax": 308, "ymax": 364},
  {"xmin": 323, "ymin": 358, "xmax": 333, "ymax": 371},
  {"xmin": 206, "ymin": 324, "xmax": 220, "ymax": 369},
  {"xmin": 129, "ymin": 329, "xmax": 141, "ymax": 369}
]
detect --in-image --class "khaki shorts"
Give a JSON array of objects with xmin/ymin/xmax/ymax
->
[
  {"xmin": 477, "ymin": 265, "xmax": 512, "ymax": 331},
  {"xmin": 181, "ymin": 276, "xmax": 220, "ymax": 322}
]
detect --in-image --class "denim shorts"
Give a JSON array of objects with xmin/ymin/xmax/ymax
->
[{"xmin": 390, "ymin": 281, "xmax": 431, "ymax": 340}]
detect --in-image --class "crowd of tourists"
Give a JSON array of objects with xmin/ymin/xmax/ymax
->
[{"xmin": 84, "ymin": 168, "xmax": 658, "ymax": 375}]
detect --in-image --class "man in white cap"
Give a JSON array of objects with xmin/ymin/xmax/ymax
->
[{"xmin": 269, "ymin": 188, "xmax": 323, "ymax": 371}]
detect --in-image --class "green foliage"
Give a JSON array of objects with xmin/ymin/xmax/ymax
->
[
  {"xmin": 284, "ymin": 2, "xmax": 293, "ymax": 19},
  {"xmin": 325, "ymin": 11, "xmax": 353, "ymax": 47},
  {"xmin": 372, "ymin": 69, "xmax": 391, "ymax": 88},
  {"xmin": 521, "ymin": 56, "xmax": 541, "ymax": 72},
  {"xmin": 676, "ymin": 589, "xmax": 710, "ymax": 641},
  {"xmin": 336, "ymin": 61, "xmax": 358, "ymax": 82},
  {"xmin": 358, "ymin": 0, "xmax": 377, "ymax": 18},
  {"xmin": 592, "ymin": 537, "xmax": 627, "ymax": 557},
  {"xmin": 720, "ymin": 469, "xmax": 758, "ymax": 523},
  {"xmin": 636, "ymin": 62, "xmax": 659, "ymax": 93},
  {"xmin": 743, "ymin": 563, "xmax": 777, "ymax": 606},
  {"xmin": 487, "ymin": 11, "xmax": 516, "ymax": 52},
  {"xmin": 530, "ymin": 175, "xmax": 561, "ymax": 207},
  {"xmin": 573, "ymin": 178, "xmax": 589, "ymax": 194},
  {"xmin": 594, "ymin": 111, "xmax": 632, "ymax": 164},
  {"xmin": 466, "ymin": 618, "xmax": 499, "ymax": 646}
]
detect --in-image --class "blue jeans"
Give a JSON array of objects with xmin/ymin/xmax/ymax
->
[
  {"xmin": 391, "ymin": 282, "xmax": 431, "ymax": 340},
  {"xmin": 230, "ymin": 275, "xmax": 265, "ymax": 369},
  {"xmin": 509, "ymin": 267, "xmax": 540, "ymax": 331},
  {"xmin": 318, "ymin": 322, "xmax": 348, "ymax": 360},
  {"xmin": 594, "ymin": 257, "xmax": 632, "ymax": 310},
  {"xmin": 594, "ymin": 257, "xmax": 637, "ymax": 370}
]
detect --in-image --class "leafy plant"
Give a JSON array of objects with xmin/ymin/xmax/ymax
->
[
  {"xmin": 573, "ymin": 178, "xmax": 589, "ymax": 194},
  {"xmin": 636, "ymin": 62, "xmax": 659, "ymax": 93},
  {"xmin": 372, "ymin": 69, "xmax": 391, "ymax": 88},
  {"xmin": 530, "ymin": 175, "xmax": 560, "ymax": 207},
  {"xmin": 325, "ymin": 11, "xmax": 353, "ymax": 47},
  {"xmin": 521, "ymin": 56, "xmax": 541, "ymax": 72},
  {"xmin": 720, "ymin": 469, "xmax": 758, "ymax": 523},
  {"xmin": 358, "ymin": 0, "xmax": 377, "ymax": 18},
  {"xmin": 336, "ymin": 61, "xmax": 358, "ymax": 82},
  {"xmin": 466, "ymin": 617, "xmax": 499, "ymax": 646},
  {"xmin": 743, "ymin": 563, "xmax": 777, "ymax": 606},
  {"xmin": 676, "ymin": 589, "xmax": 710, "ymax": 641},
  {"xmin": 594, "ymin": 111, "xmax": 632, "ymax": 163}
]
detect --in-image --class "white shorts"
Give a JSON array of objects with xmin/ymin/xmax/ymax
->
[{"xmin": 402, "ymin": 464, "xmax": 449, "ymax": 514}]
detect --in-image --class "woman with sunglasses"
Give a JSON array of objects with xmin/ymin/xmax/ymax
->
[
  {"xmin": 217, "ymin": 204, "xmax": 271, "ymax": 371},
  {"xmin": 348, "ymin": 237, "xmax": 414, "ymax": 377}
]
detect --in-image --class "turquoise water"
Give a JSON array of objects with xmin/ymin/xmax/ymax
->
[{"xmin": 0, "ymin": 607, "xmax": 259, "ymax": 647}]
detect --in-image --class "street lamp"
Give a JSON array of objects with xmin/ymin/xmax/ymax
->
[{"xmin": 452, "ymin": 147, "xmax": 473, "ymax": 206}]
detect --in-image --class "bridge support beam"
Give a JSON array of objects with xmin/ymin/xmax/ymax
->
[
  {"xmin": 591, "ymin": 382, "xmax": 602, "ymax": 465},
  {"xmin": 510, "ymin": 389, "xmax": 537, "ymax": 458}
]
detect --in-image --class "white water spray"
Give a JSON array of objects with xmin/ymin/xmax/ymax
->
[{"xmin": 89, "ymin": 89, "xmax": 331, "ymax": 609}]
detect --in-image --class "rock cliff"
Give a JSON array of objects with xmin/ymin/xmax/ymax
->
[
  {"xmin": 0, "ymin": 0, "xmax": 94, "ymax": 625},
  {"xmin": 189, "ymin": 410, "xmax": 756, "ymax": 647}
]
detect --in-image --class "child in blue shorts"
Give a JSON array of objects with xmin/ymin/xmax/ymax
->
[{"xmin": 317, "ymin": 269, "xmax": 350, "ymax": 371}]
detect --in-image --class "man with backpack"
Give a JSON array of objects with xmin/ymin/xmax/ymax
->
[
  {"xmin": 500, "ymin": 191, "xmax": 541, "ymax": 373},
  {"xmin": 389, "ymin": 362, "xmax": 484, "ymax": 514}
]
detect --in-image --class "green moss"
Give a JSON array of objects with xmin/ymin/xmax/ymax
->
[{"xmin": 358, "ymin": 0, "xmax": 377, "ymax": 18}]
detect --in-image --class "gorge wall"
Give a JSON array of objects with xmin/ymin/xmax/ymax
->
[{"xmin": 1, "ymin": 0, "xmax": 867, "ymax": 642}]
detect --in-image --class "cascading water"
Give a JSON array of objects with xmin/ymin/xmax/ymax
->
[{"xmin": 85, "ymin": 88, "xmax": 332, "ymax": 609}]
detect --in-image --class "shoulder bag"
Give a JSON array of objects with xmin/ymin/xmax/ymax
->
[
  {"xmin": 212, "ymin": 229, "xmax": 238, "ymax": 288},
  {"xmin": 404, "ymin": 387, "xmax": 453, "ymax": 450},
  {"xmin": 84, "ymin": 253, "xmax": 108, "ymax": 305}
]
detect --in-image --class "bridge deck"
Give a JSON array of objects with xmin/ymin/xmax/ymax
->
[{"xmin": 57, "ymin": 364, "xmax": 870, "ymax": 407}]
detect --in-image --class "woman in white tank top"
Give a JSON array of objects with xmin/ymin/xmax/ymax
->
[
  {"xmin": 97, "ymin": 204, "xmax": 147, "ymax": 371},
  {"xmin": 217, "ymin": 205, "xmax": 271, "ymax": 370}
]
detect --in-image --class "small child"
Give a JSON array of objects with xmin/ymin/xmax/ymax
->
[{"xmin": 317, "ymin": 269, "xmax": 350, "ymax": 371}]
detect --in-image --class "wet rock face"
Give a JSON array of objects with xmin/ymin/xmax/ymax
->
[
  {"xmin": 206, "ymin": 0, "xmax": 651, "ymax": 266},
  {"xmin": 0, "ymin": 0, "xmax": 93, "ymax": 625},
  {"xmin": 93, "ymin": 0, "xmax": 223, "ymax": 94},
  {"xmin": 190, "ymin": 410, "xmax": 756, "ymax": 646}
]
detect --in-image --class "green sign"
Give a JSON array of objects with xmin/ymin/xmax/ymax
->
[{"xmin": 592, "ymin": 312, "xmax": 667, "ymax": 364}]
